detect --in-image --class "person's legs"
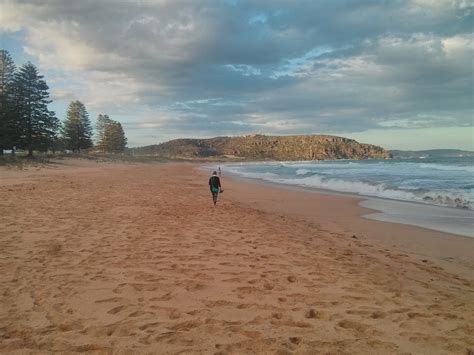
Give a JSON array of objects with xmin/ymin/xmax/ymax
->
[{"xmin": 212, "ymin": 191, "xmax": 219, "ymax": 205}]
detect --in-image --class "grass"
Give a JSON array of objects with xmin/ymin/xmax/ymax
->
[
  {"xmin": 0, "ymin": 154, "xmax": 55, "ymax": 169},
  {"xmin": 0, "ymin": 150, "xmax": 250, "ymax": 169},
  {"xmin": 0, "ymin": 151, "xmax": 175, "ymax": 169}
]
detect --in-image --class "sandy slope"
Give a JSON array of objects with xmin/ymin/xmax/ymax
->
[{"xmin": 0, "ymin": 160, "xmax": 473, "ymax": 354}]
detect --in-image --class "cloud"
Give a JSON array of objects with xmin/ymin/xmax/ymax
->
[{"xmin": 0, "ymin": 0, "xmax": 472, "ymax": 147}]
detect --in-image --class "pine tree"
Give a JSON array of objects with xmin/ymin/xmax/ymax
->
[
  {"xmin": 95, "ymin": 114, "xmax": 112, "ymax": 152},
  {"xmin": 0, "ymin": 50, "xmax": 17, "ymax": 154},
  {"xmin": 62, "ymin": 100, "xmax": 93, "ymax": 152},
  {"xmin": 108, "ymin": 121, "xmax": 127, "ymax": 152},
  {"xmin": 95, "ymin": 114, "xmax": 127, "ymax": 153},
  {"xmin": 12, "ymin": 63, "xmax": 59, "ymax": 156}
]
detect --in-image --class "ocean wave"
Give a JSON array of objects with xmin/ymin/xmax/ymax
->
[
  {"xmin": 418, "ymin": 163, "xmax": 474, "ymax": 173},
  {"xmin": 226, "ymin": 167, "xmax": 279, "ymax": 180},
  {"xmin": 228, "ymin": 167, "xmax": 473, "ymax": 209},
  {"xmin": 295, "ymin": 168, "xmax": 329, "ymax": 177},
  {"xmin": 282, "ymin": 162, "xmax": 362, "ymax": 169},
  {"xmin": 287, "ymin": 175, "xmax": 411, "ymax": 198},
  {"xmin": 420, "ymin": 193, "xmax": 472, "ymax": 209},
  {"xmin": 289, "ymin": 175, "xmax": 474, "ymax": 209},
  {"xmin": 295, "ymin": 168, "xmax": 313, "ymax": 176}
]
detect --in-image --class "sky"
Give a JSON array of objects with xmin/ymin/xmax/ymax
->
[{"xmin": 0, "ymin": 0, "xmax": 473, "ymax": 150}]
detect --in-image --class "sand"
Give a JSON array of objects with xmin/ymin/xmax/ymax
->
[{"xmin": 0, "ymin": 160, "xmax": 473, "ymax": 354}]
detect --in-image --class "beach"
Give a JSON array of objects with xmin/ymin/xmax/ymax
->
[{"xmin": 0, "ymin": 160, "xmax": 473, "ymax": 354}]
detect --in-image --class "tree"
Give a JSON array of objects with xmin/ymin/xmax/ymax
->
[
  {"xmin": 0, "ymin": 50, "xmax": 17, "ymax": 154},
  {"xmin": 62, "ymin": 100, "xmax": 93, "ymax": 152},
  {"xmin": 95, "ymin": 114, "xmax": 112, "ymax": 152},
  {"xmin": 12, "ymin": 62, "xmax": 59, "ymax": 156},
  {"xmin": 108, "ymin": 121, "xmax": 127, "ymax": 152},
  {"xmin": 96, "ymin": 114, "xmax": 127, "ymax": 153}
]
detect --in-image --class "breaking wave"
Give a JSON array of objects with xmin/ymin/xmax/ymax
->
[
  {"xmin": 226, "ymin": 166, "xmax": 473, "ymax": 210},
  {"xmin": 283, "ymin": 175, "xmax": 472, "ymax": 209}
]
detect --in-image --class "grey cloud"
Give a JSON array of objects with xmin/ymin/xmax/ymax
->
[{"xmin": 2, "ymin": 0, "xmax": 473, "ymax": 143}]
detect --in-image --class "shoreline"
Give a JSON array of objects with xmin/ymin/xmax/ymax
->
[
  {"xmin": 206, "ymin": 166, "xmax": 474, "ymax": 279},
  {"xmin": 360, "ymin": 198, "xmax": 474, "ymax": 238},
  {"xmin": 209, "ymin": 164, "xmax": 474, "ymax": 238},
  {"xmin": 1, "ymin": 160, "xmax": 473, "ymax": 354}
]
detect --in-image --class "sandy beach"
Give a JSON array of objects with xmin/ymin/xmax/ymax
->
[{"xmin": 0, "ymin": 160, "xmax": 473, "ymax": 354}]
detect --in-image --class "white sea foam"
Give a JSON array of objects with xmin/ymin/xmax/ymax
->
[
  {"xmin": 226, "ymin": 167, "xmax": 279, "ymax": 180},
  {"xmin": 286, "ymin": 162, "xmax": 361, "ymax": 169},
  {"xmin": 290, "ymin": 175, "xmax": 473, "ymax": 209},
  {"xmin": 295, "ymin": 168, "xmax": 313, "ymax": 175},
  {"xmin": 227, "ymin": 165, "xmax": 473, "ymax": 210}
]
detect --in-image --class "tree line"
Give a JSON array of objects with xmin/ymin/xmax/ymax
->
[{"xmin": 0, "ymin": 49, "xmax": 127, "ymax": 156}]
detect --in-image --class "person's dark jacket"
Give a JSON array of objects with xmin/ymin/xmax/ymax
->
[{"xmin": 209, "ymin": 175, "xmax": 221, "ymax": 191}]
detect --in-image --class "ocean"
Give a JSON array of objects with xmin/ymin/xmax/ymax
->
[{"xmin": 222, "ymin": 157, "xmax": 474, "ymax": 237}]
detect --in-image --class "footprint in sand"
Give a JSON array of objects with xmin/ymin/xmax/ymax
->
[
  {"xmin": 304, "ymin": 309, "xmax": 319, "ymax": 319},
  {"xmin": 263, "ymin": 282, "xmax": 274, "ymax": 290},
  {"xmin": 107, "ymin": 305, "xmax": 127, "ymax": 314},
  {"xmin": 407, "ymin": 312, "xmax": 431, "ymax": 319},
  {"xmin": 337, "ymin": 319, "xmax": 380, "ymax": 336},
  {"xmin": 138, "ymin": 322, "xmax": 160, "ymax": 331},
  {"xmin": 205, "ymin": 300, "xmax": 234, "ymax": 307},
  {"xmin": 94, "ymin": 297, "xmax": 124, "ymax": 303},
  {"xmin": 371, "ymin": 311, "xmax": 386, "ymax": 319},
  {"xmin": 168, "ymin": 309, "xmax": 181, "ymax": 319},
  {"xmin": 150, "ymin": 292, "xmax": 174, "ymax": 301},
  {"xmin": 128, "ymin": 310, "xmax": 151, "ymax": 317},
  {"xmin": 272, "ymin": 312, "xmax": 283, "ymax": 319},
  {"xmin": 289, "ymin": 337, "xmax": 302, "ymax": 345},
  {"xmin": 166, "ymin": 320, "xmax": 201, "ymax": 331}
]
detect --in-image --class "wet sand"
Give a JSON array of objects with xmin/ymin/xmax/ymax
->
[
  {"xmin": 0, "ymin": 160, "xmax": 473, "ymax": 354},
  {"xmin": 360, "ymin": 198, "xmax": 474, "ymax": 238}
]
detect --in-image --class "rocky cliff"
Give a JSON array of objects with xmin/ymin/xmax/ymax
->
[{"xmin": 131, "ymin": 134, "xmax": 391, "ymax": 160}]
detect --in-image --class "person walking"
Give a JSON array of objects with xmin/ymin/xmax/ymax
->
[{"xmin": 209, "ymin": 171, "xmax": 223, "ymax": 207}]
